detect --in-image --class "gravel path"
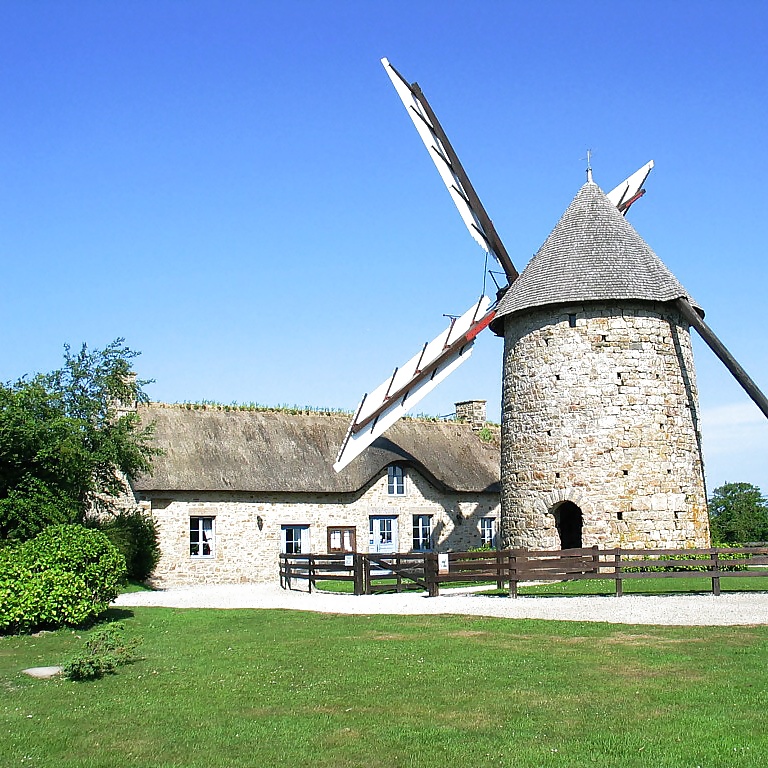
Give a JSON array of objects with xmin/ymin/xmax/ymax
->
[{"xmin": 113, "ymin": 584, "xmax": 768, "ymax": 626}]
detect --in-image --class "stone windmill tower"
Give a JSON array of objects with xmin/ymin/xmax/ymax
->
[
  {"xmin": 489, "ymin": 178, "xmax": 709, "ymax": 550},
  {"xmin": 335, "ymin": 59, "xmax": 768, "ymax": 552}
]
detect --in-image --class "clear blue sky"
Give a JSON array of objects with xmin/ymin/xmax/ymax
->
[{"xmin": 1, "ymin": 1, "xmax": 767, "ymax": 495}]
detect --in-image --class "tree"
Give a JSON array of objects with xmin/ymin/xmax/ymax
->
[
  {"xmin": 708, "ymin": 482, "xmax": 768, "ymax": 545},
  {"xmin": 0, "ymin": 339, "xmax": 159, "ymax": 541}
]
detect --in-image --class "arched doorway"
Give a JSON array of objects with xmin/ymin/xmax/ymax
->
[{"xmin": 553, "ymin": 501, "xmax": 583, "ymax": 549}]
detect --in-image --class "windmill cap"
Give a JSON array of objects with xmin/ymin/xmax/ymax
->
[{"xmin": 491, "ymin": 181, "xmax": 702, "ymax": 330}]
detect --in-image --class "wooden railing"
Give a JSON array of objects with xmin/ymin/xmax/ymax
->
[{"xmin": 279, "ymin": 546, "xmax": 768, "ymax": 597}]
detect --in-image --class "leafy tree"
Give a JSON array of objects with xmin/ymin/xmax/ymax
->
[
  {"xmin": 0, "ymin": 340, "xmax": 158, "ymax": 541},
  {"xmin": 708, "ymin": 482, "xmax": 768, "ymax": 545}
]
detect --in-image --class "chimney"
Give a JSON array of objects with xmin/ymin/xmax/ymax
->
[{"xmin": 455, "ymin": 400, "xmax": 486, "ymax": 430}]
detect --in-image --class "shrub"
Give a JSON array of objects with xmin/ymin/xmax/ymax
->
[
  {"xmin": 98, "ymin": 510, "xmax": 160, "ymax": 581},
  {"xmin": 63, "ymin": 622, "xmax": 141, "ymax": 681},
  {"xmin": 0, "ymin": 524, "xmax": 126, "ymax": 634},
  {"xmin": 0, "ymin": 547, "xmax": 43, "ymax": 634},
  {"xmin": 22, "ymin": 524, "xmax": 126, "ymax": 606}
]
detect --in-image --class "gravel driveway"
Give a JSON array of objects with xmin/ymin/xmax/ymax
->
[{"xmin": 113, "ymin": 583, "xmax": 768, "ymax": 626}]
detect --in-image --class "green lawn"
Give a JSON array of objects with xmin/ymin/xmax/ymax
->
[
  {"xmin": 518, "ymin": 575, "xmax": 768, "ymax": 596},
  {"xmin": 315, "ymin": 574, "xmax": 768, "ymax": 595},
  {"xmin": 2, "ymin": 607, "xmax": 768, "ymax": 767}
]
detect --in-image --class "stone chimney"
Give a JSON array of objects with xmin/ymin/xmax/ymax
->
[
  {"xmin": 111, "ymin": 372, "xmax": 139, "ymax": 418},
  {"xmin": 455, "ymin": 400, "xmax": 487, "ymax": 430}
]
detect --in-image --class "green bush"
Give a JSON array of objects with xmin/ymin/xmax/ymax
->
[
  {"xmin": 0, "ymin": 524, "xmax": 126, "ymax": 634},
  {"xmin": 98, "ymin": 510, "xmax": 160, "ymax": 581},
  {"xmin": 0, "ymin": 547, "xmax": 42, "ymax": 634},
  {"xmin": 63, "ymin": 622, "xmax": 141, "ymax": 681}
]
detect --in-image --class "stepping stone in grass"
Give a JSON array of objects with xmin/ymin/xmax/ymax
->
[{"xmin": 22, "ymin": 666, "xmax": 63, "ymax": 679}]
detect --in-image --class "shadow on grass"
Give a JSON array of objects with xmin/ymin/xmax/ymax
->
[{"xmin": 96, "ymin": 607, "xmax": 135, "ymax": 624}]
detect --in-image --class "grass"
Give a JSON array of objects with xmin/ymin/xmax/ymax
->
[
  {"xmin": 315, "ymin": 578, "xmax": 463, "ymax": 593},
  {"xmin": 518, "ymin": 575, "xmax": 768, "ymax": 596},
  {"xmin": 2, "ymin": 607, "xmax": 768, "ymax": 767},
  {"xmin": 315, "ymin": 575, "xmax": 768, "ymax": 595}
]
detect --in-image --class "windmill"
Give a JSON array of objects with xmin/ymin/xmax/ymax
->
[{"xmin": 335, "ymin": 58, "xmax": 768, "ymax": 551}]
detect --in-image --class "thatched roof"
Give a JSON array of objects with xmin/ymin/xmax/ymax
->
[
  {"xmin": 492, "ymin": 182, "xmax": 700, "ymax": 329},
  {"xmin": 133, "ymin": 404, "xmax": 500, "ymax": 495}
]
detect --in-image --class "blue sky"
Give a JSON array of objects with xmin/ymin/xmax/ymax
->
[{"xmin": 1, "ymin": 1, "xmax": 767, "ymax": 495}]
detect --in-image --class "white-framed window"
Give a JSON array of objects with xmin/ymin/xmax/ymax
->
[
  {"xmin": 480, "ymin": 517, "xmax": 496, "ymax": 548},
  {"xmin": 412, "ymin": 514, "xmax": 432, "ymax": 552},
  {"xmin": 388, "ymin": 465, "xmax": 406, "ymax": 495},
  {"xmin": 281, "ymin": 525, "xmax": 310, "ymax": 554},
  {"xmin": 190, "ymin": 516, "xmax": 214, "ymax": 558}
]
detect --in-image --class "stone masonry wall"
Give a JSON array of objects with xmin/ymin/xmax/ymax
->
[
  {"xmin": 455, "ymin": 400, "xmax": 487, "ymax": 429},
  {"xmin": 501, "ymin": 301, "xmax": 710, "ymax": 550},
  {"xmin": 136, "ymin": 468, "xmax": 499, "ymax": 586}
]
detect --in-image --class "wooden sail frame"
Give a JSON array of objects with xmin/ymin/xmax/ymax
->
[
  {"xmin": 333, "ymin": 296, "xmax": 493, "ymax": 472},
  {"xmin": 334, "ymin": 58, "xmax": 768, "ymax": 473}
]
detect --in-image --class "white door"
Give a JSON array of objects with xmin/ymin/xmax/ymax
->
[{"xmin": 369, "ymin": 516, "xmax": 398, "ymax": 554}]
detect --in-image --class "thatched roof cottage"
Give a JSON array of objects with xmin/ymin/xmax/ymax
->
[{"xmin": 132, "ymin": 401, "xmax": 500, "ymax": 586}]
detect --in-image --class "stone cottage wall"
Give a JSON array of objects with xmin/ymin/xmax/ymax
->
[
  {"xmin": 136, "ymin": 468, "xmax": 499, "ymax": 586},
  {"xmin": 500, "ymin": 301, "xmax": 710, "ymax": 550}
]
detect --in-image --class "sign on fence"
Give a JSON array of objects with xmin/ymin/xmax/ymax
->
[
  {"xmin": 344, "ymin": 555, "xmax": 354, "ymax": 567},
  {"xmin": 438, "ymin": 553, "xmax": 450, "ymax": 574}
]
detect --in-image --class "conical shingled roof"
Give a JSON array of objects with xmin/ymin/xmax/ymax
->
[{"xmin": 492, "ymin": 181, "xmax": 700, "ymax": 326}]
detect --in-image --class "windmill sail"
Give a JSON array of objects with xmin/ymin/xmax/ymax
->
[
  {"xmin": 381, "ymin": 58, "xmax": 518, "ymax": 284},
  {"xmin": 334, "ymin": 62, "xmax": 665, "ymax": 474},
  {"xmin": 334, "ymin": 296, "xmax": 494, "ymax": 472},
  {"xmin": 606, "ymin": 160, "xmax": 654, "ymax": 214},
  {"xmin": 675, "ymin": 298, "xmax": 768, "ymax": 421}
]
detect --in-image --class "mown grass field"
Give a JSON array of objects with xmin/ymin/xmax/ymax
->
[
  {"xmin": 519, "ymin": 575, "xmax": 768, "ymax": 596},
  {"xmin": 316, "ymin": 574, "xmax": 768, "ymax": 595},
  {"xmin": 2, "ymin": 605, "xmax": 768, "ymax": 767}
]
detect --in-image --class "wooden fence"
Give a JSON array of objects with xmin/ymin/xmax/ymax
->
[
  {"xmin": 279, "ymin": 552, "xmax": 432, "ymax": 595},
  {"xmin": 279, "ymin": 546, "xmax": 768, "ymax": 597}
]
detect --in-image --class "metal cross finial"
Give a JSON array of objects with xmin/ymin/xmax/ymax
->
[{"xmin": 585, "ymin": 149, "xmax": 593, "ymax": 183}]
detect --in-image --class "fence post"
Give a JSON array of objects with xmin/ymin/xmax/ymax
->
[
  {"xmin": 308, "ymin": 555, "xmax": 314, "ymax": 594},
  {"xmin": 591, "ymin": 545, "xmax": 599, "ymax": 574},
  {"xmin": 712, "ymin": 549, "xmax": 721, "ymax": 596},
  {"xmin": 364, "ymin": 555, "xmax": 372, "ymax": 595},
  {"xmin": 508, "ymin": 550, "xmax": 519, "ymax": 599},
  {"xmin": 496, "ymin": 549, "xmax": 504, "ymax": 591},
  {"xmin": 614, "ymin": 549, "xmax": 623, "ymax": 597},
  {"xmin": 353, "ymin": 553, "xmax": 363, "ymax": 595},
  {"xmin": 425, "ymin": 553, "xmax": 439, "ymax": 597}
]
